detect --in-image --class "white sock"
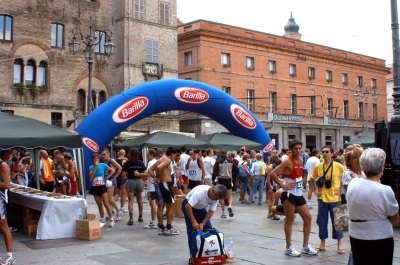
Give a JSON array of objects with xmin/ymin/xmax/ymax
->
[
  {"xmin": 228, "ymin": 205, "xmax": 231, "ymax": 208},
  {"xmin": 110, "ymin": 217, "xmax": 114, "ymax": 221},
  {"xmin": 7, "ymin": 252, "xmax": 12, "ymax": 258}
]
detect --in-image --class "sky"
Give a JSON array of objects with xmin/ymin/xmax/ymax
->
[{"xmin": 177, "ymin": 0, "xmax": 394, "ymax": 65}]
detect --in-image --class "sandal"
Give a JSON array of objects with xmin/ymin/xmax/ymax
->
[
  {"xmin": 338, "ymin": 248, "xmax": 346, "ymax": 254},
  {"xmin": 188, "ymin": 257, "xmax": 194, "ymax": 265},
  {"xmin": 315, "ymin": 247, "xmax": 326, "ymax": 252}
]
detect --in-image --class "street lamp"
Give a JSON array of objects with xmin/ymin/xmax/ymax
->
[
  {"xmin": 68, "ymin": 16, "xmax": 115, "ymax": 114},
  {"xmin": 353, "ymin": 82, "xmax": 378, "ymax": 135}
]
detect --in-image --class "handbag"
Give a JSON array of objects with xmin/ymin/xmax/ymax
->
[{"xmin": 334, "ymin": 202, "xmax": 349, "ymax": 233}]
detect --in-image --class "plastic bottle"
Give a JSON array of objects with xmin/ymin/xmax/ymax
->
[{"xmin": 227, "ymin": 238, "xmax": 234, "ymax": 262}]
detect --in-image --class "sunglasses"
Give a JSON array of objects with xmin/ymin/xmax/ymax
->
[{"xmin": 322, "ymin": 151, "xmax": 330, "ymax": 154}]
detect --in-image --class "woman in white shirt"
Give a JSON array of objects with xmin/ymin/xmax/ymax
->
[
  {"xmin": 347, "ymin": 148, "xmax": 399, "ymax": 265},
  {"xmin": 247, "ymin": 153, "xmax": 266, "ymax": 205}
]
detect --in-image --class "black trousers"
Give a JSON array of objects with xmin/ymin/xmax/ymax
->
[
  {"xmin": 40, "ymin": 181, "xmax": 54, "ymax": 192},
  {"xmin": 350, "ymin": 236, "xmax": 394, "ymax": 265}
]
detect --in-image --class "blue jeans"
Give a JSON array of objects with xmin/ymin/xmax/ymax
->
[
  {"xmin": 316, "ymin": 199, "xmax": 343, "ymax": 240},
  {"xmin": 182, "ymin": 198, "xmax": 212, "ymax": 255},
  {"xmin": 248, "ymin": 176, "xmax": 264, "ymax": 203}
]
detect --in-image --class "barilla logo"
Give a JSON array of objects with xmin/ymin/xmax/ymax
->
[
  {"xmin": 82, "ymin": 137, "xmax": 99, "ymax": 152},
  {"xmin": 264, "ymin": 141, "xmax": 274, "ymax": 153},
  {"xmin": 174, "ymin": 87, "xmax": 209, "ymax": 104},
  {"xmin": 230, "ymin": 104, "xmax": 256, "ymax": 129},
  {"xmin": 112, "ymin": 97, "xmax": 149, "ymax": 123}
]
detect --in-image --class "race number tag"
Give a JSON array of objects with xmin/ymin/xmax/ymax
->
[
  {"xmin": 94, "ymin": 177, "xmax": 103, "ymax": 186},
  {"xmin": 188, "ymin": 169, "xmax": 197, "ymax": 177},
  {"xmin": 295, "ymin": 177, "xmax": 303, "ymax": 189}
]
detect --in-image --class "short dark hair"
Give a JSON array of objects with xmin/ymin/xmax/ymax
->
[
  {"xmin": 311, "ymin": 149, "xmax": 319, "ymax": 156},
  {"xmin": 64, "ymin": 153, "xmax": 73, "ymax": 160},
  {"xmin": 322, "ymin": 145, "xmax": 334, "ymax": 153},
  {"xmin": 180, "ymin": 146, "xmax": 187, "ymax": 152},
  {"xmin": 166, "ymin": 147, "xmax": 175, "ymax": 156},
  {"xmin": 289, "ymin": 140, "xmax": 303, "ymax": 149},
  {"xmin": 147, "ymin": 148, "xmax": 156, "ymax": 157}
]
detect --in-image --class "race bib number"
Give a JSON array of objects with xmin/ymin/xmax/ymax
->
[
  {"xmin": 295, "ymin": 177, "xmax": 303, "ymax": 189},
  {"xmin": 94, "ymin": 177, "xmax": 103, "ymax": 186},
  {"xmin": 188, "ymin": 169, "xmax": 197, "ymax": 177}
]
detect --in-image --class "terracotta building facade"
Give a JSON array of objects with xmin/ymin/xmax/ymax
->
[
  {"xmin": 0, "ymin": 0, "xmax": 178, "ymax": 131},
  {"xmin": 178, "ymin": 18, "xmax": 389, "ymax": 150}
]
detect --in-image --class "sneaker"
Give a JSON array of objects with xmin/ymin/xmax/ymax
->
[
  {"xmin": 9, "ymin": 227, "xmax": 17, "ymax": 233},
  {"xmin": 301, "ymin": 245, "xmax": 318, "ymax": 256},
  {"xmin": 227, "ymin": 207, "xmax": 234, "ymax": 217},
  {"xmin": 308, "ymin": 205, "xmax": 314, "ymax": 210},
  {"xmin": 258, "ymin": 202, "xmax": 262, "ymax": 205},
  {"xmin": 158, "ymin": 227, "xmax": 165, "ymax": 235},
  {"xmin": 1, "ymin": 256, "xmax": 15, "ymax": 265},
  {"xmin": 254, "ymin": 195, "xmax": 258, "ymax": 199},
  {"xmin": 109, "ymin": 219, "xmax": 115, "ymax": 228},
  {"xmin": 164, "ymin": 227, "xmax": 179, "ymax": 235},
  {"xmin": 143, "ymin": 222, "xmax": 158, "ymax": 229},
  {"xmin": 221, "ymin": 211, "xmax": 227, "ymax": 218},
  {"xmin": 100, "ymin": 218, "xmax": 106, "ymax": 223},
  {"xmin": 105, "ymin": 217, "xmax": 110, "ymax": 221},
  {"xmin": 138, "ymin": 216, "xmax": 144, "ymax": 222},
  {"xmin": 116, "ymin": 211, "xmax": 123, "ymax": 221},
  {"xmin": 267, "ymin": 213, "xmax": 273, "ymax": 218},
  {"xmin": 241, "ymin": 199, "xmax": 251, "ymax": 205},
  {"xmin": 284, "ymin": 246, "xmax": 301, "ymax": 257},
  {"xmin": 127, "ymin": 220, "xmax": 134, "ymax": 226},
  {"xmin": 272, "ymin": 215, "xmax": 280, "ymax": 220}
]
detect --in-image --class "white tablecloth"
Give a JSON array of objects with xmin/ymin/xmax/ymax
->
[{"xmin": 9, "ymin": 189, "xmax": 87, "ymax": 240}]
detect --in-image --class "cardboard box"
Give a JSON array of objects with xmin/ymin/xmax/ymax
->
[
  {"xmin": 194, "ymin": 255, "xmax": 226, "ymax": 265},
  {"xmin": 174, "ymin": 194, "xmax": 186, "ymax": 218},
  {"xmin": 76, "ymin": 214, "xmax": 102, "ymax": 240},
  {"xmin": 23, "ymin": 218, "xmax": 38, "ymax": 236},
  {"xmin": 22, "ymin": 207, "xmax": 41, "ymax": 219}
]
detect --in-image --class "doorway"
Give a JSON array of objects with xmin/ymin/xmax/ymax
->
[{"xmin": 306, "ymin": 135, "xmax": 316, "ymax": 151}]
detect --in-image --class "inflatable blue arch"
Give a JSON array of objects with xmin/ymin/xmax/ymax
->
[{"xmin": 76, "ymin": 79, "xmax": 274, "ymax": 187}]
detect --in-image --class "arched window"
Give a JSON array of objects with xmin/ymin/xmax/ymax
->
[
  {"xmin": 77, "ymin": 89, "xmax": 86, "ymax": 113},
  {"xmin": 98, "ymin": 91, "xmax": 107, "ymax": 106},
  {"xmin": 38, "ymin": 61, "xmax": 47, "ymax": 86},
  {"xmin": 51, "ymin": 23, "xmax": 64, "ymax": 48},
  {"xmin": 25, "ymin": 60, "xmax": 36, "ymax": 85},
  {"xmin": 13, "ymin": 59, "xmax": 23, "ymax": 84}
]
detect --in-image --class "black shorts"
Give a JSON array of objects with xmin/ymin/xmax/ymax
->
[
  {"xmin": 276, "ymin": 205, "xmax": 297, "ymax": 214},
  {"xmin": 280, "ymin": 192, "xmax": 306, "ymax": 207},
  {"xmin": 91, "ymin": 185, "xmax": 107, "ymax": 196},
  {"xmin": 188, "ymin": 180, "xmax": 201, "ymax": 190},
  {"xmin": 217, "ymin": 178, "xmax": 232, "ymax": 190},
  {"xmin": 147, "ymin": 191, "xmax": 156, "ymax": 201},
  {"xmin": 116, "ymin": 176, "xmax": 127, "ymax": 189},
  {"xmin": 159, "ymin": 182, "xmax": 174, "ymax": 204}
]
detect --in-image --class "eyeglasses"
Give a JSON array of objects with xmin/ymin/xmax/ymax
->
[{"xmin": 322, "ymin": 151, "xmax": 330, "ymax": 154}]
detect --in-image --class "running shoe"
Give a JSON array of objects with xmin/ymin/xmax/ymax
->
[
  {"xmin": 109, "ymin": 219, "xmax": 115, "ymax": 228},
  {"xmin": 116, "ymin": 210, "xmax": 123, "ymax": 221},
  {"xmin": 227, "ymin": 207, "xmax": 234, "ymax": 217},
  {"xmin": 158, "ymin": 227, "xmax": 165, "ymax": 235},
  {"xmin": 143, "ymin": 222, "xmax": 158, "ymax": 229},
  {"xmin": 301, "ymin": 245, "xmax": 318, "ymax": 256},
  {"xmin": 1, "ymin": 256, "xmax": 15, "ymax": 265},
  {"xmin": 284, "ymin": 246, "xmax": 301, "ymax": 257},
  {"xmin": 221, "ymin": 211, "xmax": 227, "ymax": 218},
  {"xmin": 164, "ymin": 227, "xmax": 179, "ymax": 235},
  {"xmin": 100, "ymin": 218, "xmax": 106, "ymax": 224},
  {"xmin": 267, "ymin": 213, "xmax": 273, "ymax": 218},
  {"xmin": 272, "ymin": 215, "xmax": 280, "ymax": 220},
  {"xmin": 105, "ymin": 217, "xmax": 110, "ymax": 221},
  {"xmin": 127, "ymin": 220, "xmax": 134, "ymax": 226},
  {"xmin": 241, "ymin": 200, "xmax": 251, "ymax": 205},
  {"xmin": 8, "ymin": 227, "xmax": 17, "ymax": 233}
]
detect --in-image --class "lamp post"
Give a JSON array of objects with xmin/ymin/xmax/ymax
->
[
  {"xmin": 353, "ymin": 82, "xmax": 378, "ymax": 135},
  {"xmin": 68, "ymin": 16, "xmax": 115, "ymax": 114}
]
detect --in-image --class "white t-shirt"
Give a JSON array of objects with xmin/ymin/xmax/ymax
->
[
  {"xmin": 186, "ymin": 185, "xmax": 219, "ymax": 211},
  {"xmin": 305, "ymin": 156, "xmax": 320, "ymax": 181},
  {"xmin": 146, "ymin": 159, "xmax": 157, "ymax": 192},
  {"xmin": 180, "ymin": 153, "xmax": 189, "ymax": 176},
  {"xmin": 203, "ymin": 156, "xmax": 215, "ymax": 179},
  {"xmin": 251, "ymin": 161, "xmax": 265, "ymax": 176},
  {"xmin": 281, "ymin": 154, "xmax": 288, "ymax": 161},
  {"xmin": 347, "ymin": 178, "xmax": 399, "ymax": 240}
]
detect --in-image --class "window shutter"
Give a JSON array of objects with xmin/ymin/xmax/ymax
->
[
  {"xmin": 160, "ymin": 3, "xmax": 165, "ymax": 24},
  {"xmin": 134, "ymin": 1, "xmax": 140, "ymax": 19},
  {"xmin": 165, "ymin": 3, "xmax": 170, "ymax": 25},
  {"xmin": 146, "ymin": 39, "xmax": 153, "ymax": 62},
  {"xmin": 152, "ymin": 40, "xmax": 159, "ymax": 63},
  {"xmin": 140, "ymin": 0, "xmax": 145, "ymax": 20}
]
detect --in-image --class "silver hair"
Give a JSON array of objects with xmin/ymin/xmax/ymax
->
[
  {"xmin": 212, "ymin": 184, "xmax": 228, "ymax": 199},
  {"xmin": 360, "ymin": 148, "xmax": 386, "ymax": 176}
]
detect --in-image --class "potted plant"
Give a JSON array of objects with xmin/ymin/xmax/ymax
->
[
  {"xmin": 26, "ymin": 84, "xmax": 38, "ymax": 100},
  {"xmin": 39, "ymin": 84, "xmax": 49, "ymax": 94},
  {"xmin": 14, "ymin": 83, "xmax": 25, "ymax": 96}
]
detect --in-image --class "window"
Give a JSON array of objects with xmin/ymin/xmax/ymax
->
[
  {"xmin": 51, "ymin": 23, "xmax": 64, "ymax": 48},
  {"xmin": 344, "ymin": 100, "xmax": 349, "ymax": 118},
  {"xmin": 288, "ymin": 134, "xmax": 296, "ymax": 147},
  {"xmin": 98, "ymin": 91, "xmax": 107, "ymax": 106},
  {"xmin": 325, "ymin": 135, "xmax": 333, "ymax": 146},
  {"xmin": 38, "ymin": 61, "xmax": 47, "ymax": 86},
  {"xmin": 159, "ymin": 2, "xmax": 170, "ymax": 25},
  {"xmin": 0, "ymin": 15, "xmax": 12, "ymax": 41},
  {"xmin": 310, "ymin": 96, "xmax": 315, "ymax": 115},
  {"xmin": 327, "ymin": 98, "xmax": 333, "ymax": 117},
  {"xmin": 357, "ymin": 76, "xmax": 363, "ymax": 86},
  {"xmin": 290, "ymin": 94, "xmax": 297, "ymax": 114},
  {"xmin": 373, "ymin": 103, "xmax": 377, "ymax": 120},
  {"xmin": 247, "ymin": 89, "xmax": 255, "ymax": 110},
  {"xmin": 95, "ymin": 31, "xmax": 106, "ymax": 54},
  {"xmin": 269, "ymin": 60, "xmax": 276, "ymax": 73},
  {"xmin": 51, "ymin": 112, "xmax": 62, "ymax": 128},
  {"xmin": 222, "ymin": 86, "xmax": 231, "ymax": 95},
  {"xmin": 77, "ymin": 89, "xmax": 86, "ymax": 113},
  {"xmin": 342, "ymin": 73, "xmax": 348, "ymax": 84},
  {"xmin": 145, "ymin": 39, "xmax": 159, "ymax": 63},
  {"xmin": 13, "ymin": 59, "xmax": 22, "ymax": 84},
  {"xmin": 270, "ymin": 92, "xmax": 277, "ymax": 112},
  {"xmin": 184, "ymin": 52, "xmax": 192, "ymax": 66},
  {"xmin": 289, "ymin": 64, "xmax": 296, "ymax": 76},
  {"xmin": 134, "ymin": 0, "xmax": 145, "ymax": 20},
  {"xmin": 246, "ymin": 57, "xmax": 254, "ymax": 69},
  {"xmin": 359, "ymin": 102, "xmax": 364, "ymax": 119},
  {"xmin": 371, "ymin": 78, "xmax": 377, "ymax": 88},
  {"xmin": 221, "ymin": 53, "xmax": 230, "ymax": 66},
  {"xmin": 25, "ymin": 60, "xmax": 35, "ymax": 85},
  {"xmin": 326, "ymin": 70, "xmax": 332, "ymax": 82},
  {"xmin": 308, "ymin": 67, "xmax": 315, "ymax": 79}
]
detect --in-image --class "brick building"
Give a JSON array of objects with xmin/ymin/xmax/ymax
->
[
  {"xmin": 0, "ymin": 0, "xmax": 179, "ymax": 131},
  {"xmin": 178, "ymin": 16, "xmax": 389, "ymax": 150}
]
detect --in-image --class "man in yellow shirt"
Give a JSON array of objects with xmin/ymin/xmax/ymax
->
[{"xmin": 310, "ymin": 145, "xmax": 346, "ymax": 254}]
